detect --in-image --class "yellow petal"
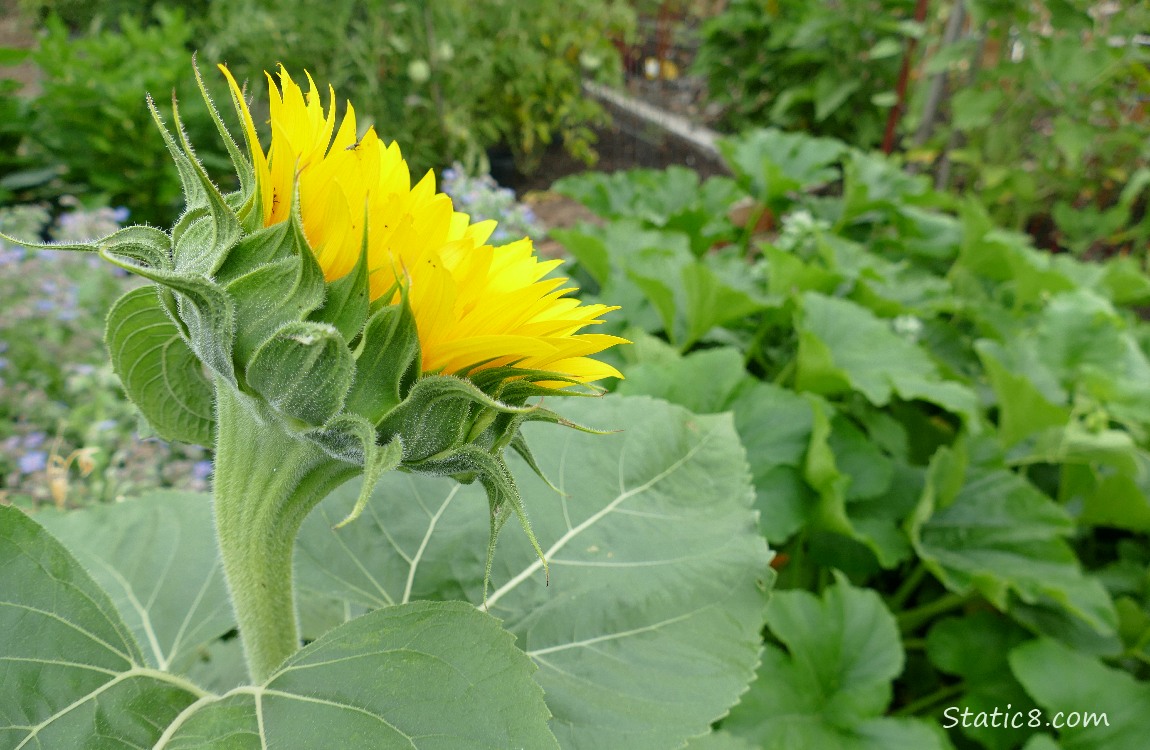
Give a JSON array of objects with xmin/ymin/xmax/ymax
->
[{"xmin": 222, "ymin": 64, "xmax": 627, "ymax": 388}]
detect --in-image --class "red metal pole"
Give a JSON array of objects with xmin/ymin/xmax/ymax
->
[{"xmin": 882, "ymin": 0, "xmax": 931, "ymax": 154}]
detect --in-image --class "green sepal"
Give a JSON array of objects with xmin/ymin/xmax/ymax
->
[
  {"xmin": 100, "ymin": 244, "xmax": 237, "ymax": 384},
  {"xmin": 170, "ymin": 206, "xmax": 206, "ymax": 254},
  {"xmin": 518, "ymin": 404, "xmax": 616, "ymax": 435},
  {"xmin": 168, "ymin": 95, "xmax": 243, "ymax": 275},
  {"xmin": 412, "ymin": 445, "xmax": 547, "ymax": 602},
  {"xmin": 379, "ymin": 375, "xmax": 537, "ymax": 463},
  {"xmin": 246, "ymin": 321, "xmax": 355, "ymax": 426},
  {"xmin": 310, "ymin": 211, "xmax": 371, "ymax": 341},
  {"xmin": 217, "ymin": 176, "xmax": 326, "ymax": 363},
  {"xmin": 467, "ymin": 364, "xmax": 603, "ymax": 405},
  {"xmin": 193, "ymin": 56, "xmax": 253, "ymax": 205},
  {"xmin": 305, "ymin": 414, "xmax": 404, "ymax": 530},
  {"xmin": 220, "ymin": 70, "xmax": 267, "ymax": 233},
  {"xmin": 147, "ymin": 93, "xmax": 207, "ymax": 219},
  {"xmin": 0, "ymin": 224, "xmax": 170, "ymax": 266},
  {"xmin": 0, "ymin": 231, "xmax": 92, "ymax": 254},
  {"xmin": 97, "ymin": 225, "xmax": 173, "ymax": 270},
  {"xmin": 345, "ymin": 302, "xmax": 421, "ymax": 425},
  {"xmin": 105, "ymin": 286, "xmax": 216, "ymax": 447},
  {"xmin": 223, "ymin": 229, "xmax": 326, "ymax": 365},
  {"xmin": 214, "ymin": 218, "xmax": 297, "ymax": 284},
  {"xmin": 508, "ymin": 430, "xmax": 564, "ymax": 495}
]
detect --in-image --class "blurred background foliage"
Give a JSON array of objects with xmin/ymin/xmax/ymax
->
[{"xmin": 2, "ymin": 0, "xmax": 634, "ymax": 225}]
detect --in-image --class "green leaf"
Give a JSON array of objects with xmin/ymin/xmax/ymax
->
[
  {"xmin": 801, "ymin": 397, "xmax": 911, "ymax": 567},
  {"xmin": 106, "ymin": 286, "xmax": 217, "ymax": 446},
  {"xmin": 1010, "ymin": 639, "xmax": 1150, "ymax": 750},
  {"xmin": 682, "ymin": 261, "xmax": 767, "ymax": 347},
  {"xmin": 951, "ymin": 88, "xmax": 1005, "ymax": 130},
  {"xmin": 0, "ymin": 505, "xmax": 203, "ymax": 748},
  {"xmin": 37, "ymin": 491, "xmax": 234, "ymax": 674},
  {"xmin": 718, "ymin": 128, "xmax": 846, "ymax": 206},
  {"xmin": 617, "ymin": 345, "xmax": 749, "ymax": 414},
  {"xmin": 909, "ymin": 463, "xmax": 1117, "ymax": 636},
  {"xmin": 296, "ymin": 395, "xmax": 772, "ymax": 749},
  {"xmin": 617, "ymin": 342, "xmax": 815, "ymax": 543},
  {"xmin": 550, "ymin": 227, "xmax": 611, "ymax": 286},
  {"xmin": 731, "ymin": 383, "xmax": 816, "ymax": 543},
  {"xmin": 553, "ymin": 167, "xmax": 744, "ymax": 255},
  {"xmin": 627, "ymin": 252, "xmax": 684, "ymax": 344},
  {"xmin": 685, "ymin": 731, "xmax": 759, "ymax": 750},
  {"xmin": 154, "ymin": 601, "xmax": 560, "ymax": 749},
  {"xmin": 976, "ymin": 340, "xmax": 1070, "ymax": 448},
  {"xmin": 1076, "ymin": 453, "xmax": 1150, "ymax": 533},
  {"xmin": 926, "ymin": 612, "xmax": 1035, "ymax": 750},
  {"xmin": 814, "ymin": 76, "xmax": 860, "ymax": 121},
  {"xmin": 796, "ymin": 292, "xmax": 979, "ymax": 428},
  {"xmin": 867, "ymin": 37, "xmax": 904, "ymax": 60},
  {"xmin": 377, "ymin": 374, "xmax": 534, "ymax": 465},
  {"xmin": 246, "ymin": 321, "xmax": 355, "ymax": 426},
  {"xmin": 97, "ymin": 224, "xmax": 173, "ymax": 270},
  {"xmin": 724, "ymin": 576, "xmax": 947, "ymax": 750}
]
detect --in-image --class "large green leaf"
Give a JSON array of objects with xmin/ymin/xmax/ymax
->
[
  {"xmin": 684, "ymin": 730, "xmax": 759, "ymax": 750},
  {"xmin": 1010, "ymin": 638, "xmax": 1150, "ymax": 750},
  {"xmin": 718, "ymin": 128, "xmax": 846, "ymax": 206},
  {"xmin": 296, "ymin": 395, "xmax": 772, "ymax": 749},
  {"xmin": 0, "ymin": 505, "xmax": 204, "ymax": 748},
  {"xmin": 617, "ymin": 340, "xmax": 815, "ymax": 543},
  {"xmin": 795, "ymin": 292, "xmax": 980, "ymax": 428},
  {"xmin": 154, "ymin": 601, "xmax": 559, "ymax": 749},
  {"xmin": 617, "ymin": 344, "xmax": 749, "ymax": 416},
  {"xmin": 909, "ymin": 457, "xmax": 1116, "ymax": 636},
  {"xmin": 723, "ymin": 577, "xmax": 947, "ymax": 750},
  {"xmin": 105, "ymin": 286, "xmax": 217, "ymax": 447},
  {"xmin": 37, "ymin": 491, "xmax": 234, "ymax": 675},
  {"xmin": 800, "ymin": 397, "xmax": 915, "ymax": 568},
  {"xmin": 926, "ymin": 612, "xmax": 1034, "ymax": 750},
  {"xmin": 553, "ymin": 167, "xmax": 744, "ymax": 254}
]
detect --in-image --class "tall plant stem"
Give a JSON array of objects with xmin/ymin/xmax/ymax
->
[{"xmin": 212, "ymin": 383, "xmax": 354, "ymax": 682}]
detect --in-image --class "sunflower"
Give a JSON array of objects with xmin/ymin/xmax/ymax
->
[{"xmin": 219, "ymin": 64, "xmax": 625, "ymax": 386}]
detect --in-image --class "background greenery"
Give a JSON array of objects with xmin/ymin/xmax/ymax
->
[{"xmin": 2, "ymin": 0, "xmax": 1149, "ymax": 747}]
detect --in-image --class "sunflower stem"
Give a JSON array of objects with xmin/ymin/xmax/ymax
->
[{"xmin": 212, "ymin": 383, "xmax": 355, "ymax": 682}]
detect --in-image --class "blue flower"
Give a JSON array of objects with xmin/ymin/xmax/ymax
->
[{"xmin": 18, "ymin": 451, "xmax": 48, "ymax": 474}]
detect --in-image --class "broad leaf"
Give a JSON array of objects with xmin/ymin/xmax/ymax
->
[
  {"xmin": 154, "ymin": 601, "xmax": 559, "ymax": 749},
  {"xmin": 718, "ymin": 128, "xmax": 846, "ymax": 205},
  {"xmin": 1010, "ymin": 638, "xmax": 1150, "ymax": 750},
  {"xmin": 617, "ymin": 345, "xmax": 749, "ymax": 414},
  {"xmin": 37, "ymin": 491, "xmax": 233, "ymax": 675},
  {"xmin": 296, "ymin": 395, "xmax": 772, "ymax": 749},
  {"xmin": 617, "ymin": 342, "xmax": 815, "ymax": 543},
  {"xmin": 723, "ymin": 577, "xmax": 947, "ymax": 750},
  {"xmin": 106, "ymin": 286, "xmax": 217, "ymax": 447},
  {"xmin": 926, "ymin": 612, "xmax": 1034, "ymax": 750},
  {"xmin": 795, "ymin": 292, "xmax": 980, "ymax": 428},
  {"xmin": 0, "ymin": 505, "xmax": 203, "ymax": 748},
  {"xmin": 684, "ymin": 730, "xmax": 759, "ymax": 750},
  {"xmin": 909, "ymin": 461, "xmax": 1116, "ymax": 636}
]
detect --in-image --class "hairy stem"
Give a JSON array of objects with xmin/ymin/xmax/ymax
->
[{"xmin": 212, "ymin": 384, "xmax": 354, "ymax": 682}]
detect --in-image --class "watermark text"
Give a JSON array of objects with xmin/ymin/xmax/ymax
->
[{"xmin": 943, "ymin": 705, "xmax": 1109, "ymax": 730}]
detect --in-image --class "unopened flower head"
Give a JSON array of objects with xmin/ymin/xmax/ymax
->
[{"xmin": 221, "ymin": 65, "xmax": 625, "ymax": 387}]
